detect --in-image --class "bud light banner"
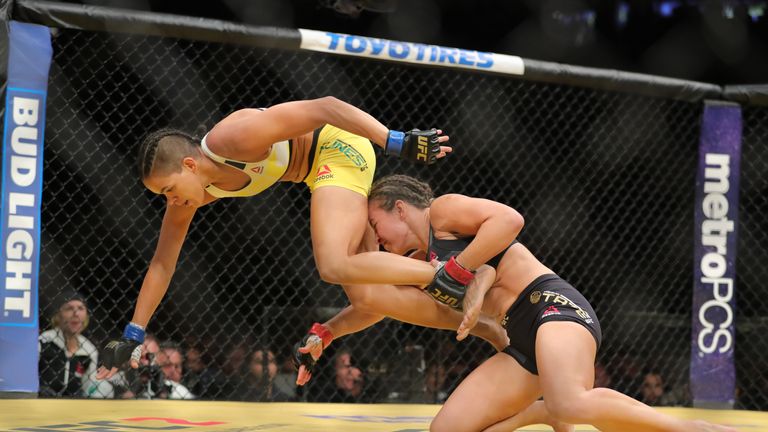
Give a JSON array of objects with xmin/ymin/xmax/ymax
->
[
  {"xmin": 691, "ymin": 101, "xmax": 741, "ymax": 408},
  {"xmin": 0, "ymin": 22, "xmax": 52, "ymax": 393}
]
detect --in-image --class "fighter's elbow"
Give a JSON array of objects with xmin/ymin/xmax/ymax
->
[
  {"xmin": 499, "ymin": 208, "xmax": 524, "ymax": 236},
  {"xmin": 317, "ymin": 95, "xmax": 342, "ymax": 106}
]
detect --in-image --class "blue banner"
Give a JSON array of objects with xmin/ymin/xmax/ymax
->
[
  {"xmin": 0, "ymin": 21, "xmax": 52, "ymax": 393},
  {"xmin": 690, "ymin": 101, "xmax": 741, "ymax": 408}
]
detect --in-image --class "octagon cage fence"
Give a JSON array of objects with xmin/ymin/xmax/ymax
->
[{"xmin": 1, "ymin": 0, "xmax": 767, "ymax": 410}]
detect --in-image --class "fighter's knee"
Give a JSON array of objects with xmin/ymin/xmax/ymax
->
[
  {"xmin": 345, "ymin": 286, "xmax": 378, "ymax": 313},
  {"xmin": 430, "ymin": 414, "xmax": 476, "ymax": 432},
  {"xmin": 315, "ymin": 257, "xmax": 348, "ymax": 284},
  {"xmin": 544, "ymin": 395, "xmax": 591, "ymax": 424},
  {"xmin": 429, "ymin": 414, "xmax": 451, "ymax": 432}
]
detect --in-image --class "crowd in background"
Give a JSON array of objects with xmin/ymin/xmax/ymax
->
[{"xmin": 39, "ymin": 290, "xmax": 764, "ymax": 409}]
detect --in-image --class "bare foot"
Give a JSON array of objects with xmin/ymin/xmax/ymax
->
[
  {"xmin": 690, "ymin": 420, "xmax": 739, "ymax": 432},
  {"xmin": 457, "ymin": 275, "xmax": 487, "ymax": 340}
]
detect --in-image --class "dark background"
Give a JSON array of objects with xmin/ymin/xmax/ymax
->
[{"xmin": 58, "ymin": 0, "xmax": 768, "ymax": 85}]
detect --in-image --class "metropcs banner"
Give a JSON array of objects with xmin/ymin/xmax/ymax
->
[
  {"xmin": 0, "ymin": 21, "xmax": 52, "ymax": 393},
  {"xmin": 691, "ymin": 101, "xmax": 741, "ymax": 408}
]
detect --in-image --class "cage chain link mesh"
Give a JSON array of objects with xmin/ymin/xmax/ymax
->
[
  {"xmin": 25, "ymin": 29, "xmax": 766, "ymax": 408},
  {"xmin": 736, "ymin": 106, "xmax": 768, "ymax": 411}
]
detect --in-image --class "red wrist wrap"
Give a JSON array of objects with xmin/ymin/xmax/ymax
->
[
  {"xmin": 445, "ymin": 256, "xmax": 475, "ymax": 285},
  {"xmin": 309, "ymin": 322, "xmax": 334, "ymax": 348}
]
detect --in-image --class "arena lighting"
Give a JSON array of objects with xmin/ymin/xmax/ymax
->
[
  {"xmin": 318, "ymin": 0, "xmax": 398, "ymax": 17},
  {"xmin": 722, "ymin": 1, "xmax": 767, "ymax": 20},
  {"xmin": 656, "ymin": 1, "xmax": 682, "ymax": 17},
  {"xmin": 552, "ymin": 9, "xmax": 596, "ymax": 26},
  {"xmin": 652, "ymin": 0, "xmax": 766, "ymax": 21},
  {"xmin": 616, "ymin": 1, "xmax": 631, "ymax": 27},
  {"xmin": 748, "ymin": 3, "xmax": 766, "ymax": 21},
  {"xmin": 548, "ymin": 8, "xmax": 597, "ymax": 46}
]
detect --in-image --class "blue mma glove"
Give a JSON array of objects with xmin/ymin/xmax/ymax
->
[
  {"xmin": 99, "ymin": 322, "xmax": 145, "ymax": 371},
  {"xmin": 385, "ymin": 129, "xmax": 443, "ymax": 165}
]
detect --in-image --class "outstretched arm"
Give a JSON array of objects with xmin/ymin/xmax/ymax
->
[
  {"xmin": 207, "ymin": 97, "xmax": 450, "ymax": 162},
  {"xmin": 132, "ymin": 204, "xmax": 196, "ymax": 326},
  {"xmin": 96, "ymin": 203, "xmax": 196, "ymax": 380}
]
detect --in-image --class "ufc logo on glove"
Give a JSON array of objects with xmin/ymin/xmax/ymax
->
[
  {"xmin": 417, "ymin": 135, "xmax": 429, "ymax": 162},
  {"xmin": 428, "ymin": 287, "xmax": 460, "ymax": 308}
]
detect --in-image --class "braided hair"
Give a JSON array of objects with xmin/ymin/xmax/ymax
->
[
  {"xmin": 369, "ymin": 174, "xmax": 433, "ymax": 210},
  {"xmin": 137, "ymin": 128, "xmax": 200, "ymax": 180}
]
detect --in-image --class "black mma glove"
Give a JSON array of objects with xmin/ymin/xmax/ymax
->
[
  {"xmin": 426, "ymin": 256, "xmax": 475, "ymax": 310},
  {"xmin": 385, "ymin": 129, "xmax": 442, "ymax": 165},
  {"xmin": 292, "ymin": 322, "xmax": 334, "ymax": 376},
  {"xmin": 100, "ymin": 322, "xmax": 145, "ymax": 371}
]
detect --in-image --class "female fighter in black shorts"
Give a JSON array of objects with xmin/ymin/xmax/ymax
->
[{"xmin": 362, "ymin": 174, "xmax": 736, "ymax": 432}]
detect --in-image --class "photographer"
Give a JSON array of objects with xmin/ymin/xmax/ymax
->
[
  {"xmin": 108, "ymin": 333, "xmax": 161, "ymax": 399},
  {"xmin": 155, "ymin": 342, "xmax": 195, "ymax": 400},
  {"xmin": 108, "ymin": 335, "xmax": 194, "ymax": 399}
]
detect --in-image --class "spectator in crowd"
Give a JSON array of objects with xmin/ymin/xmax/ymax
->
[
  {"xmin": 38, "ymin": 290, "xmax": 100, "ymax": 398},
  {"xmin": 272, "ymin": 353, "xmax": 299, "ymax": 401},
  {"xmin": 153, "ymin": 342, "xmax": 195, "ymax": 399},
  {"xmin": 182, "ymin": 343, "xmax": 220, "ymax": 399},
  {"xmin": 422, "ymin": 362, "xmax": 449, "ymax": 403},
  {"xmin": 230, "ymin": 348, "xmax": 293, "ymax": 401},
  {"xmin": 384, "ymin": 338, "xmax": 428, "ymax": 403},
  {"xmin": 110, "ymin": 334, "xmax": 162, "ymax": 399},
  {"xmin": 308, "ymin": 348, "xmax": 367, "ymax": 403},
  {"xmin": 436, "ymin": 338, "xmax": 471, "ymax": 399},
  {"xmin": 112, "ymin": 339, "xmax": 195, "ymax": 400},
  {"xmin": 218, "ymin": 342, "xmax": 250, "ymax": 398},
  {"xmin": 329, "ymin": 349, "xmax": 365, "ymax": 403},
  {"xmin": 612, "ymin": 351, "xmax": 644, "ymax": 396},
  {"xmin": 640, "ymin": 369, "xmax": 692, "ymax": 407},
  {"xmin": 221, "ymin": 342, "xmax": 249, "ymax": 376},
  {"xmin": 639, "ymin": 370, "xmax": 666, "ymax": 406}
]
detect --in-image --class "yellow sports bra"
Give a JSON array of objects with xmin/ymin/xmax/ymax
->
[{"xmin": 200, "ymin": 134, "xmax": 290, "ymax": 198}]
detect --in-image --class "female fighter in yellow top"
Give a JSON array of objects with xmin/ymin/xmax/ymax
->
[
  {"xmin": 306, "ymin": 174, "xmax": 736, "ymax": 432},
  {"xmin": 96, "ymin": 97, "xmax": 506, "ymax": 379}
]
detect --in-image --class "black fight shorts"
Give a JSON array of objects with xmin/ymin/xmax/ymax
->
[{"xmin": 501, "ymin": 274, "xmax": 602, "ymax": 375}]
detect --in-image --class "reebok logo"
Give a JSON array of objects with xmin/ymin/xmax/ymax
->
[
  {"xmin": 542, "ymin": 306, "xmax": 561, "ymax": 318},
  {"xmin": 317, "ymin": 165, "xmax": 332, "ymax": 176},
  {"xmin": 316, "ymin": 164, "xmax": 334, "ymax": 181}
]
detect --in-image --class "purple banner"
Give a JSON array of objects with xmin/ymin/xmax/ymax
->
[{"xmin": 691, "ymin": 101, "xmax": 741, "ymax": 408}]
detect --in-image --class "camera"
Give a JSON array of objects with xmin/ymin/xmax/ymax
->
[{"xmin": 128, "ymin": 353, "xmax": 168, "ymax": 399}]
